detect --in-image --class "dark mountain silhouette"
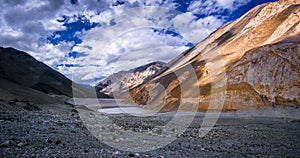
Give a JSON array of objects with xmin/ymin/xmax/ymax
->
[{"xmin": 0, "ymin": 47, "xmax": 109, "ymax": 104}]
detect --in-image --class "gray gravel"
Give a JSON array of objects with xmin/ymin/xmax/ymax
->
[{"xmin": 0, "ymin": 101, "xmax": 300, "ymax": 157}]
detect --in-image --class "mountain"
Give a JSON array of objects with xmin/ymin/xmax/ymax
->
[
  {"xmin": 95, "ymin": 61, "xmax": 166, "ymax": 98},
  {"xmin": 127, "ymin": 0, "xmax": 300, "ymax": 112},
  {"xmin": 0, "ymin": 47, "xmax": 109, "ymax": 104}
]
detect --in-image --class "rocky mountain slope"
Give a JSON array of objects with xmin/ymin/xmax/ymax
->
[
  {"xmin": 95, "ymin": 61, "xmax": 166, "ymax": 98},
  {"xmin": 0, "ymin": 47, "xmax": 108, "ymax": 106},
  {"xmin": 128, "ymin": 0, "xmax": 300, "ymax": 112}
]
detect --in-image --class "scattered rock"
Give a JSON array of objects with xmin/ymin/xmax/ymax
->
[
  {"xmin": 17, "ymin": 142, "xmax": 25, "ymax": 147},
  {"xmin": 1, "ymin": 140, "xmax": 11, "ymax": 147},
  {"xmin": 134, "ymin": 153, "xmax": 140, "ymax": 156},
  {"xmin": 47, "ymin": 139, "xmax": 52, "ymax": 144},
  {"xmin": 129, "ymin": 153, "xmax": 135, "ymax": 157},
  {"xmin": 55, "ymin": 139, "xmax": 62, "ymax": 145},
  {"xmin": 71, "ymin": 109, "xmax": 78, "ymax": 113}
]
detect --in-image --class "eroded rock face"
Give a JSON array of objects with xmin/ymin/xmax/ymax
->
[
  {"xmin": 95, "ymin": 62, "xmax": 166, "ymax": 98},
  {"xmin": 128, "ymin": 1, "xmax": 300, "ymax": 111},
  {"xmin": 227, "ymin": 43, "xmax": 300, "ymax": 106}
]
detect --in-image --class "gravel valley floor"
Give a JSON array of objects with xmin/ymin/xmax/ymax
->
[{"xmin": 0, "ymin": 100, "xmax": 300, "ymax": 157}]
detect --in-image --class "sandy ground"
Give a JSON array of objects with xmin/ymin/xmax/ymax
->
[{"xmin": 0, "ymin": 99, "xmax": 300, "ymax": 157}]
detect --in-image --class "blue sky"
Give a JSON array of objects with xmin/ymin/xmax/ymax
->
[{"xmin": 0, "ymin": 0, "xmax": 276, "ymax": 85}]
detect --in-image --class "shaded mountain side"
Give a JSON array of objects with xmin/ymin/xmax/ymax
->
[
  {"xmin": 127, "ymin": 0, "xmax": 300, "ymax": 112},
  {"xmin": 0, "ymin": 47, "xmax": 73, "ymax": 97},
  {"xmin": 95, "ymin": 61, "xmax": 166, "ymax": 98},
  {"xmin": 0, "ymin": 47, "xmax": 109, "ymax": 104},
  {"xmin": 0, "ymin": 77, "xmax": 56, "ymax": 104}
]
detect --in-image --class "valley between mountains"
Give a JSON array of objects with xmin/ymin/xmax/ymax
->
[{"xmin": 0, "ymin": 0, "xmax": 300, "ymax": 157}]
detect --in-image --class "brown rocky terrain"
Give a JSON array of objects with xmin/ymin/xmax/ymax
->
[{"xmin": 128, "ymin": 0, "xmax": 300, "ymax": 112}]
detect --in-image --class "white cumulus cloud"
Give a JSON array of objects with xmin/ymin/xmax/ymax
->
[{"xmin": 0, "ymin": 0, "xmax": 252, "ymax": 86}]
